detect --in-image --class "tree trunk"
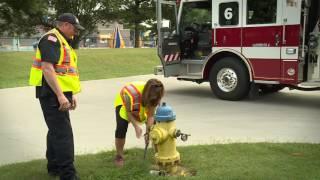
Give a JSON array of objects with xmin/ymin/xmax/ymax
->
[{"xmin": 134, "ymin": 23, "xmax": 140, "ymax": 48}]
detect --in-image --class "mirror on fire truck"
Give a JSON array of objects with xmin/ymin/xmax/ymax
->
[{"xmin": 162, "ymin": 19, "xmax": 170, "ymax": 28}]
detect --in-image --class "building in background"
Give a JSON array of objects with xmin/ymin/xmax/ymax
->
[
  {"xmin": 81, "ymin": 22, "xmax": 131, "ymax": 48},
  {"xmin": 0, "ymin": 22, "xmax": 156, "ymax": 51}
]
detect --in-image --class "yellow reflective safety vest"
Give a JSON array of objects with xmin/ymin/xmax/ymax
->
[
  {"xmin": 29, "ymin": 28, "xmax": 81, "ymax": 94},
  {"xmin": 114, "ymin": 81, "xmax": 147, "ymax": 122}
]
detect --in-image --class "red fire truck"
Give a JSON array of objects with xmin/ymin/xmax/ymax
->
[{"xmin": 155, "ymin": 0, "xmax": 320, "ymax": 100}]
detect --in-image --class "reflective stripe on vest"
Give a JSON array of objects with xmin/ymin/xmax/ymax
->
[
  {"xmin": 32, "ymin": 58, "xmax": 42, "ymax": 69},
  {"xmin": 31, "ymin": 47, "xmax": 76, "ymax": 76},
  {"xmin": 32, "ymin": 62, "xmax": 77, "ymax": 76},
  {"xmin": 63, "ymin": 45, "xmax": 71, "ymax": 63},
  {"xmin": 120, "ymin": 84, "xmax": 142, "ymax": 121}
]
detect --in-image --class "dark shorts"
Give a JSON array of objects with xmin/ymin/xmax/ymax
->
[{"xmin": 115, "ymin": 105, "xmax": 129, "ymax": 139}]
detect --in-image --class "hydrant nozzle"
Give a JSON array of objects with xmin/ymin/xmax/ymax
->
[{"xmin": 175, "ymin": 129, "xmax": 191, "ymax": 142}]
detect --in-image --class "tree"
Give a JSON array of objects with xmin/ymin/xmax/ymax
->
[
  {"xmin": 113, "ymin": 0, "xmax": 156, "ymax": 48},
  {"xmin": 50, "ymin": 0, "xmax": 118, "ymax": 48},
  {"xmin": 0, "ymin": 0, "xmax": 49, "ymax": 36}
]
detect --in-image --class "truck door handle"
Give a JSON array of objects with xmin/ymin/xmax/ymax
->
[
  {"xmin": 168, "ymin": 42, "xmax": 178, "ymax": 46},
  {"xmin": 283, "ymin": 18, "xmax": 287, "ymax": 45},
  {"xmin": 275, "ymin": 34, "xmax": 280, "ymax": 46},
  {"xmin": 213, "ymin": 23, "xmax": 218, "ymax": 46}
]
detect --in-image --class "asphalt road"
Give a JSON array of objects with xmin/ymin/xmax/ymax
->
[{"xmin": 1, "ymin": 74, "xmax": 319, "ymax": 165}]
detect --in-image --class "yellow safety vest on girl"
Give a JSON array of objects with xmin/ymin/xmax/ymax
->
[
  {"xmin": 114, "ymin": 81, "xmax": 148, "ymax": 123},
  {"xmin": 29, "ymin": 28, "xmax": 81, "ymax": 94}
]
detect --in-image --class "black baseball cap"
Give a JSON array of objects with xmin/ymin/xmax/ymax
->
[{"xmin": 57, "ymin": 13, "xmax": 85, "ymax": 30}]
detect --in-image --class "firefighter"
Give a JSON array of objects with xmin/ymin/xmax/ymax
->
[
  {"xmin": 113, "ymin": 78, "xmax": 165, "ymax": 167},
  {"xmin": 29, "ymin": 13, "xmax": 84, "ymax": 180}
]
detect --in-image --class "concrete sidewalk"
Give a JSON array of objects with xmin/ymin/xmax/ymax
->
[{"xmin": 1, "ymin": 74, "xmax": 320, "ymax": 166}]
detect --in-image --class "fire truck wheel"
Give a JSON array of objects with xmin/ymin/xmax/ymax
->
[
  {"xmin": 259, "ymin": 85, "xmax": 285, "ymax": 94},
  {"xmin": 209, "ymin": 57, "xmax": 250, "ymax": 100}
]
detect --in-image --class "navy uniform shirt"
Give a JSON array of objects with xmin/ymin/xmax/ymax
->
[{"xmin": 36, "ymin": 29, "xmax": 73, "ymax": 98}]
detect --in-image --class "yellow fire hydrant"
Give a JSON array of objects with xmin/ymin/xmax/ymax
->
[{"xmin": 150, "ymin": 102, "xmax": 190, "ymax": 175}]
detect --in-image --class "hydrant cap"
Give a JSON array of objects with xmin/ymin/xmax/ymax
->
[{"xmin": 154, "ymin": 102, "xmax": 176, "ymax": 122}]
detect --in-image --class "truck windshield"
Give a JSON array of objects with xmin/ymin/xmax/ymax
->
[{"xmin": 180, "ymin": 1, "xmax": 211, "ymax": 32}]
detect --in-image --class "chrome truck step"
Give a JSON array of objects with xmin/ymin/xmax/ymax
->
[{"xmin": 288, "ymin": 81, "xmax": 320, "ymax": 91}]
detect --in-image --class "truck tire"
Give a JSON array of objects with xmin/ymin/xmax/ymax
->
[
  {"xmin": 209, "ymin": 57, "xmax": 250, "ymax": 100},
  {"xmin": 259, "ymin": 84, "xmax": 285, "ymax": 94}
]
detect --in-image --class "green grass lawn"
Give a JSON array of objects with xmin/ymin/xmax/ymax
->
[
  {"xmin": 0, "ymin": 143, "xmax": 319, "ymax": 180},
  {"xmin": 0, "ymin": 48, "xmax": 159, "ymax": 89}
]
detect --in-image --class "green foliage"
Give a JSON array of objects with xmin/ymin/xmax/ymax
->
[
  {"xmin": 0, "ymin": 143, "xmax": 320, "ymax": 179},
  {"xmin": 0, "ymin": 48, "xmax": 159, "ymax": 89},
  {"xmin": 0, "ymin": 0, "xmax": 49, "ymax": 36},
  {"xmin": 115, "ymin": 0, "xmax": 155, "ymax": 29},
  {"xmin": 0, "ymin": 0, "xmax": 157, "ymax": 47},
  {"xmin": 51, "ymin": 0, "xmax": 117, "ymax": 34},
  {"xmin": 50, "ymin": 0, "xmax": 119, "ymax": 48},
  {"xmin": 180, "ymin": 2, "xmax": 211, "ymax": 31},
  {"xmin": 0, "ymin": 0, "xmax": 121, "ymax": 47}
]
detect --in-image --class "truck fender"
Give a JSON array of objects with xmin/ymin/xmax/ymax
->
[{"xmin": 202, "ymin": 48, "xmax": 253, "ymax": 81}]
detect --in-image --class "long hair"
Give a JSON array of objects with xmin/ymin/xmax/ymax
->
[{"xmin": 142, "ymin": 79, "xmax": 164, "ymax": 107}]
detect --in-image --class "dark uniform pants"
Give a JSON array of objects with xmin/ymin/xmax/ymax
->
[{"xmin": 39, "ymin": 96, "xmax": 76, "ymax": 180}]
